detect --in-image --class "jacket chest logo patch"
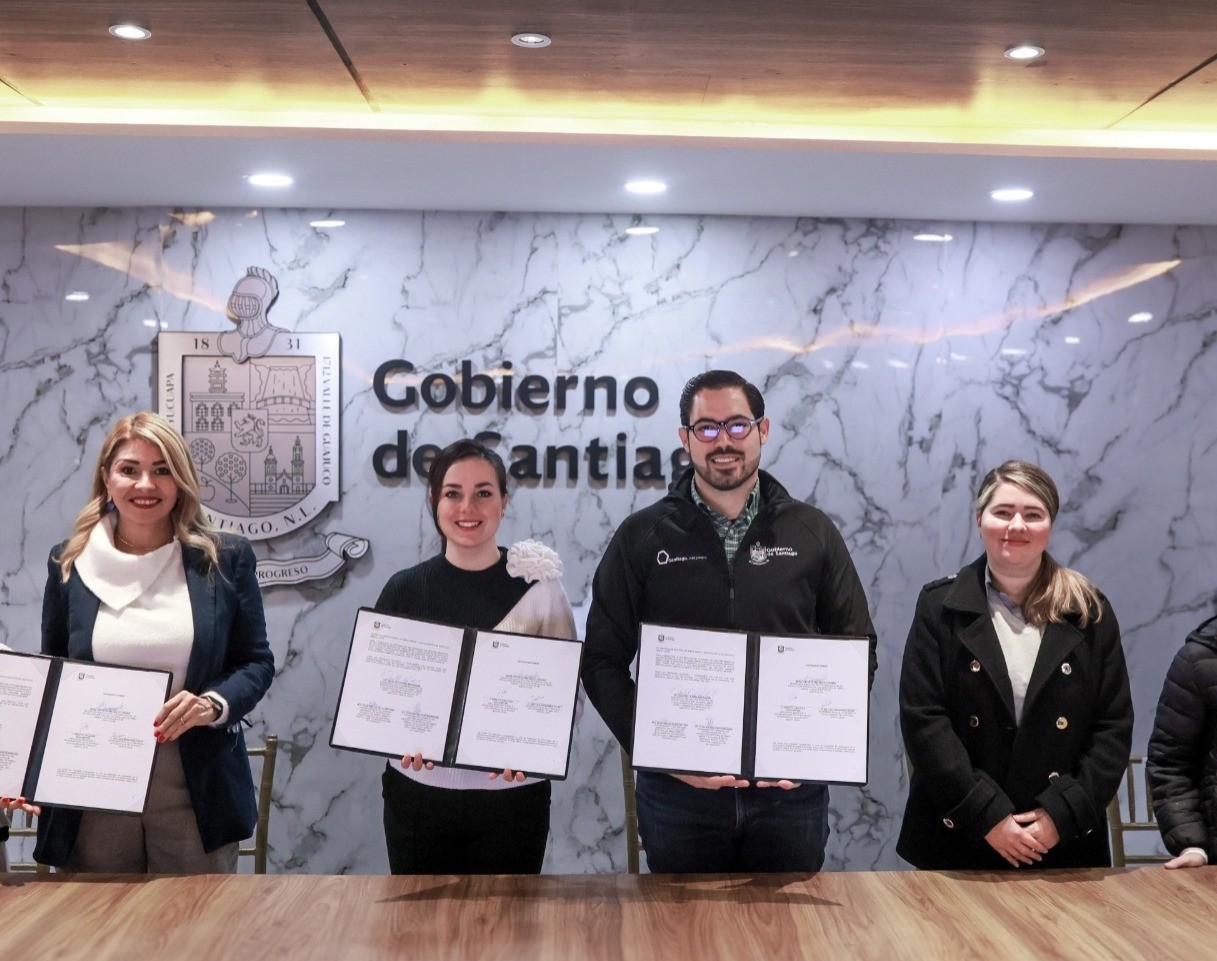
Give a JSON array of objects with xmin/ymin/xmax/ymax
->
[
  {"xmin": 747, "ymin": 544, "xmax": 798, "ymax": 565},
  {"xmin": 656, "ymin": 549, "xmax": 708, "ymax": 566}
]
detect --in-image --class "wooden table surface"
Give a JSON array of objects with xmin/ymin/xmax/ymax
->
[{"xmin": 2, "ymin": 867, "xmax": 1209, "ymax": 961}]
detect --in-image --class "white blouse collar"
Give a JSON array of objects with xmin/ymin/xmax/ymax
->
[{"xmin": 74, "ymin": 514, "xmax": 181, "ymax": 610}]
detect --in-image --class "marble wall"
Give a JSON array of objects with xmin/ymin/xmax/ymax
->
[{"xmin": 2, "ymin": 208, "xmax": 1214, "ymax": 872}]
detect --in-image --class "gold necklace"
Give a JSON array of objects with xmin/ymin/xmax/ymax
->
[{"xmin": 114, "ymin": 528, "xmax": 171, "ymax": 555}]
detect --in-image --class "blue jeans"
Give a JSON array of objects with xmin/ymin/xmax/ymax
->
[{"xmin": 634, "ymin": 770, "xmax": 829, "ymax": 873}]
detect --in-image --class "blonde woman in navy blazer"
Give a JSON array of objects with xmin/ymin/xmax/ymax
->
[{"xmin": 18, "ymin": 412, "xmax": 274, "ymax": 872}]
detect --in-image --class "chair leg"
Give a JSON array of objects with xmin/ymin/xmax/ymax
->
[{"xmin": 620, "ymin": 748, "xmax": 640, "ymax": 875}]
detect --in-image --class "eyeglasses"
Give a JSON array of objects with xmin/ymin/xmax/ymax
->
[{"xmin": 682, "ymin": 417, "xmax": 763, "ymax": 443}]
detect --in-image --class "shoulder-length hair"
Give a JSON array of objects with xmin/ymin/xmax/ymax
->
[
  {"xmin": 426, "ymin": 439, "xmax": 509, "ymax": 551},
  {"xmin": 975, "ymin": 460, "xmax": 1103, "ymax": 628},
  {"xmin": 57, "ymin": 411, "xmax": 219, "ymax": 580}
]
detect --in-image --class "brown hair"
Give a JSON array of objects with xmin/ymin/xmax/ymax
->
[
  {"xmin": 975, "ymin": 460, "xmax": 1103, "ymax": 628},
  {"xmin": 426, "ymin": 439, "xmax": 509, "ymax": 551},
  {"xmin": 57, "ymin": 411, "xmax": 219, "ymax": 580},
  {"xmin": 678, "ymin": 369, "xmax": 765, "ymax": 426}
]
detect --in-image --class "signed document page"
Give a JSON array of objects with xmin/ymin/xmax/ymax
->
[
  {"xmin": 0, "ymin": 652, "xmax": 52, "ymax": 798},
  {"xmin": 632, "ymin": 624, "xmax": 747, "ymax": 776},
  {"xmin": 34, "ymin": 662, "xmax": 169, "ymax": 813},
  {"xmin": 332, "ymin": 610, "xmax": 465, "ymax": 762},
  {"xmin": 752, "ymin": 635, "xmax": 870, "ymax": 784},
  {"xmin": 453, "ymin": 631, "xmax": 582, "ymax": 778}
]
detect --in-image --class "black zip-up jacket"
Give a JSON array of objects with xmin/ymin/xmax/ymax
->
[
  {"xmin": 1148, "ymin": 615, "xmax": 1217, "ymax": 859},
  {"xmin": 581, "ymin": 468, "xmax": 876, "ymax": 752}
]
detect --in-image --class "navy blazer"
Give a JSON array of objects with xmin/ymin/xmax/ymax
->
[{"xmin": 35, "ymin": 534, "xmax": 275, "ymax": 866}]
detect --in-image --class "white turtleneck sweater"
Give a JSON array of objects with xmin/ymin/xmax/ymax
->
[{"xmin": 73, "ymin": 516, "xmax": 227, "ymax": 722}]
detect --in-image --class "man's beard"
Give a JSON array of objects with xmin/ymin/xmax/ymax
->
[{"xmin": 693, "ymin": 449, "xmax": 757, "ymax": 492}]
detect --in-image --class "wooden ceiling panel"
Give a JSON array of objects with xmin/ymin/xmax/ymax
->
[
  {"xmin": 0, "ymin": 81, "xmax": 31, "ymax": 107},
  {"xmin": 0, "ymin": 0, "xmax": 1212, "ymax": 142},
  {"xmin": 1113, "ymin": 60, "xmax": 1217, "ymax": 130},
  {"xmin": 0, "ymin": 1, "xmax": 365, "ymax": 110},
  {"xmin": 322, "ymin": 0, "xmax": 1217, "ymax": 129}
]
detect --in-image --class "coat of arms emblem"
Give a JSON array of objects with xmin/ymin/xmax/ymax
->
[{"xmin": 157, "ymin": 266, "xmax": 365, "ymax": 586}]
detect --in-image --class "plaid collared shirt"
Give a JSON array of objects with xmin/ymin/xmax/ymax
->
[{"xmin": 691, "ymin": 478, "xmax": 761, "ymax": 565}]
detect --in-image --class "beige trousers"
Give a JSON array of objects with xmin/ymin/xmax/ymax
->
[{"xmin": 67, "ymin": 740, "xmax": 238, "ymax": 874}]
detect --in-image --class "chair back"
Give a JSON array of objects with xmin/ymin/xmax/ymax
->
[
  {"xmin": 239, "ymin": 734, "xmax": 278, "ymax": 874},
  {"xmin": 619, "ymin": 748, "xmax": 642, "ymax": 874},
  {"xmin": 1107, "ymin": 755, "xmax": 1169, "ymax": 867},
  {"xmin": 4, "ymin": 810, "xmax": 50, "ymax": 874}
]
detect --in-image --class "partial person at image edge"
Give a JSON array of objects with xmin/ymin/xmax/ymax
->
[{"xmin": 1148, "ymin": 613, "xmax": 1217, "ymax": 869}]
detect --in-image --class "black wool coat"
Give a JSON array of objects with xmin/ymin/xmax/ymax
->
[
  {"xmin": 897, "ymin": 556, "xmax": 1132, "ymax": 870},
  {"xmin": 1148, "ymin": 615, "xmax": 1217, "ymax": 860}
]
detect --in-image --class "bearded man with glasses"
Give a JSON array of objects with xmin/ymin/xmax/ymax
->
[{"xmin": 582, "ymin": 369, "xmax": 876, "ymax": 873}]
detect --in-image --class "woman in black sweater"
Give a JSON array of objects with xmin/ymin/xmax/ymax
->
[{"xmin": 375, "ymin": 439, "xmax": 576, "ymax": 875}]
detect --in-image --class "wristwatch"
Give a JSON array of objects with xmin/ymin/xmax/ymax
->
[{"xmin": 202, "ymin": 694, "xmax": 224, "ymax": 721}]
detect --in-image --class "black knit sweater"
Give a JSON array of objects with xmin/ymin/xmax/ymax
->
[{"xmin": 374, "ymin": 550, "xmax": 530, "ymax": 630}]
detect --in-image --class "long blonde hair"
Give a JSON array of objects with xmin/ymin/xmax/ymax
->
[
  {"xmin": 975, "ymin": 460, "xmax": 1103, "ymax": 628},
  {"xmin": 58, "ymin": 412, "xmax": 219, "ymax": 580}
]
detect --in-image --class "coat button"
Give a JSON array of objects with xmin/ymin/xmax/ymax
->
[
  {"xmin": 1061, "ymin": 663, "xmax": 1072, "ymax": 676},
  {"xmin": 943, "ymin": 818, "xmax": 955, "ymax": 829},
  {"xmin": 970, "ymin": 660, "xmax": 981, "ymax": 673},
  {"xmin": 1056, "ymin": 716, "xmax": 1068, "ymax": 730},
  {"xmin": 968, "ymin": 715, "xmax": 980, "ymax": 728}
]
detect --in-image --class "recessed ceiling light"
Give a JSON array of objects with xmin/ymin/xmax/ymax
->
[
  {"xmin": 1128, "ymin": 311, "xmax": 1154, "ymax": 324},
  {"xmin": 1064, "ymin": 336, "xmax": 1081, "ymax": 345},
  {"xmin": 1001, "ymin": 347, "xmax": 1027, "ymax": 357},
  {"xmin": 950, "ymin": 352, "xmax": 968, "ymax": 362},
  {"xmin": 511, "ymin": 32, "xmax": 551, "ymax": 48},
  {"xmin": 913, "ymin": 233, "xmax": 954, "ymax": 243},
  {"xmin": 247, "ymin": 172, "xmax": 293, "ymax": 188},
  {"xmin": 624, "ymin": 180, "xmax": 667, "ymax": 195},
  {"xmin": 309, "ymin": 219, "xmax": 346, "ymax": 228},
  {"xmin": 109, "ymin": 23, "xmax": 152, "ymax": 41},
  {"xmin": 142, "ymin": 319, "xmax": 159, "ymax": 328},
  {"xmin": 990, "ymin": 187, "xmax": 1034, "ymax": 202},
  {"xmin": 1004, "ymin": 44, "xmax": 1045, "ymax": 61},
  {"xmin": 851, "ymin": 361, "xmax": 869, "ymax": 370},
  {"xmin": 625, "ymin": 225, "xmax": 659, "ymax": 236},
  {"xmin": 64, "ymin": 291, "xmax": 89, "ymax": 302},
  {"xmin": 787, "ymin": 249, "xmax": 800, "ymax": 258},
  {"xmin": 887, "ymin": 359, "xmax": 911, "ymax": 369}
]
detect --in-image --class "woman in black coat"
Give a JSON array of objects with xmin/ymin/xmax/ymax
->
[
  {"xmin": 898, "ymin": 460, "xmax": 1132, "ymax": 870},
  {"xmin": 1148, "ymin": 615, "xmax": 1217, "ymax": 869}
]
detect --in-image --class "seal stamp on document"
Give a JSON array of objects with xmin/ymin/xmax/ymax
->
[{"xmin": 156, "ymin": 266, "xmax": 366, "ymax": 587}]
